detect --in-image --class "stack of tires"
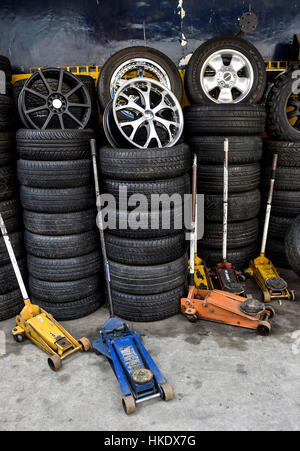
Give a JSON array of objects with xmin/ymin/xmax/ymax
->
[
  {"xmin": 16, "ymin": 129, "xmax": 104, "ymax": 320},
  {"xmin": 182, "ymin": 35, "xmax": 267, "ymax": 269},
  {"xmin": 263, "ymin": 69, "xmax": 300, "ymax": 268},
  {"xmin": 98, "ymin": 144, "xmax": 191, "ymax": 322},
  {"xmin": 0, "ymin": 57, "xmax": 26, "ymax": 321}
]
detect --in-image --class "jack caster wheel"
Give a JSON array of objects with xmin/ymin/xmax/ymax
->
[
  {"xmin": 265, "ymin": 306, "xmax": 276, "ymax": 319},
  {"xmin": 78, "ymin": 337, "xmax": 91, "ymax": 352},
  {"xmin": 257, "ymin": 321, "xmax": 271, "ymax": 336},
  {"xmin": 290, "ymin": 290, "xmax": 296, "ymax": 302},
  {"xmin": 186, "ymin": 315, "xmax": 197, "ymax": 323},
  {"xmin": 48, "ymin": 354, "xmax": 63, "ymax": 372},
  {"xmin": 161, "ymin": 383, "xmax": 174, "ymax": 401},
  {"xmin": 13, "ymin": 334, "xmax": 24, "ymax": 343},
  {"xmin": 122, "ymin": 395, "xmax": 136, "ymax": 415}
]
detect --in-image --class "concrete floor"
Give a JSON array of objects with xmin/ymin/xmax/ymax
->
[{"xmin": 1, "ymin": 269, "xmax": 300, "ymax": 432}]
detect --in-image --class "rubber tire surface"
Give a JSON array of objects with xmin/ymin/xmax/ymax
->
[
  {"xmin": 266, "ymin": 238, "xmax": 290, "ymax": 269},
  {"xmin": 97, "ymin": 46, "xmax": 183, "ymax": 110},
  {"xmin": 0, "ymin": 230, "xmax": 24, "ymax": 265},
  {"xmin": 16, "ymin": 129, "xmax": 96, "ymax": 161},
  {"xmin": 201, "ymin": 218, "xmax": 259, "ymax": 250},
  {"xmin": 17, "ymin": 159, "xmax": 92, "ymax": 188},
  {"xmin": 106, "ymin": 232, "xmax": 186, "ymax": 265},
  {"xmin": 0, "ymin": 55, "xmax": 12, "ymax": 82},
  {"xmin": 0, "ymin": 199, "xmax": 22, "ymax": 232},
  {"xmin": 198, "ymin": 163, "xmax": 260, "ymax": 194},
  {"xmin": 184, "ymin": 104, "xmax": 266, "ymax": 136},
  {"xmin": 112, "ymin": 286, "xmax": 185, "ymax": 322},
  {"xmin": 187, "ymin": 135, "xmax": 262, "ymax": 164},
  {"xmin": 27, "ymin": 250, "xmax": 101, "ymax": 282},
  {"xmin": 285, "ymin": 215, "xmax": 300, "ymax": 276},
  {"xmin": 263, "ymin": 166, "xmax": 300, "ymax": 191},
  {"xmin": 197, "ymin": 243, "xmax": 257, "ymax": 269},
  {"xmin": 185, "ymin": 35, "xmax": 266, "ymax": 105},
  {"xmin": 0, "ymin": 95, "xmax": 15, "ymax": 131},
  {"xmin": 99, "ymin": 144, "xmax": 191, "ymax": 181},
  {"xmin": 0, "ymin": 258, "xmax": 27, "ymax": 295},
  {"xmin": 269, "ymin": 215, "xmax": 293, "ymax": 241},
  {"xmin": 23, "ymin": 209, "xmax": 96, "ymax": 236},
  {"xmin": 24, "ymin": 230, "xmax": 99, "ymax": 259},
  {"xmin": 29, "ymin": 274, "xmax": 101, "ymax": 303},
  {"xmin": 0, "ymin": 290, "xmax": 24, "ymax": 321},
  {"xmin": 0, "ymin": 166, "xmax": 17, "ymax": 201},
  {"xmin": 266, "ymin": 69, "xmax": 300, "ymax": 141},
  {"xmin": 264, "ymin": 140, "xmax": 300, "ymax": 167},
  {"xmin": 270, "ymin": 190, "xmax": 300, "ymax": 218},
  {"xmin": 204, "ymin": 190, "xmax": 261, "ymax": 222},
  {"xmin": 110, "ymin": 254, "xmax": 187, "ymax": 295},
  {"xmin": 0, "ymin": 131, "xmax": 15, "ymax": 166},
  {"xmin": 20, "ymin": 185, "xmax": 95, "ymax": 213}
]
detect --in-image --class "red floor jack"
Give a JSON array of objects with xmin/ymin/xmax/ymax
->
[{"xmin": 210, "ymin": 138, "xmax": 246, "ymax": 296}]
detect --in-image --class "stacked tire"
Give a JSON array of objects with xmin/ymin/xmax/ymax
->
[
  {"xmin": 98, "ymin": 144, "xmax": 191, "ymax": 321},
  {"xmin": 0, "ymin": 56, "xmax": 26, "ymax": 321},
  {"xmin": 16, "ymin": 129, "xmax": 104, "ymax": 320}
]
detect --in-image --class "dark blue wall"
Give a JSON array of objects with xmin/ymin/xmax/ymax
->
[{"xmin": 0, "ymin": 0, "xmax": 299, "ymax": 74}]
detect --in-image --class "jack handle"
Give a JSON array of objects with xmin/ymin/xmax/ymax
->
[
  {"xmin": 189, "ymin": 155, "xmax": 197, "ymax": 286},
  {"xmin": 260, "ymin": 153, "xmax": 278, "ymax": 255}
]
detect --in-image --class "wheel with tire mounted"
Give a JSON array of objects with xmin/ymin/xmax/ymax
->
[
  {"xmin": 186, "ymin": 135, "xmax": 262, "ymax": 164},
  {"xmin": 105, "ymin": 232, "xmax": 186, "ymax": 265},
  {"xmin": 266, "ymin": 69, "xmax": 300, "ymax": 141},
  {"xmin": 185, "ymin": 35, "xmax": 266, "ymax": 105},
  {"xmin": 184, "ymin": 104, "xmax": 266, "ymax": 136},
  {"xmin": 99, "ymin": 144, "xmax": 191, "ymax": 181},
  {"xmin": 264, "ymin": 140, "xmax": 300, "ymax": 167},
  {"xmin": 196, "ymin": 243, "xmax": 258, "ymax": 269},
  {"xmin": 16, "ymin": 129, "xmax": 96, "ymax": 161},
  {"xmin": 198, "ymin": 163, "xmax": 260, "ymax": 194},
  {"xmin": 112, "ymin": 285, "xmax": 185, "ymax": 322},
  {"xmin": 285, "ymin": 215, "xmax": 300, "ymax": 276},
  {"xmin": 97, "ymin": 46, "xmax": 183, "ymax": 111},
  {"xmin": 204, "ymin": 190, "xmax": 261, "ymax": 223}
]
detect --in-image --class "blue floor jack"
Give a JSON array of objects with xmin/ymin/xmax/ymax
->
[{"xmin": 90, "ymin": 140, "xmax": 174, "ymax": 415}]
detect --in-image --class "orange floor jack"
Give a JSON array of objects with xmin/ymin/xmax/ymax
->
[
  {"xmin": 210, "ymin": 139, "xmax": 246, "ymax": 296},
  {"xmin": 181, "ymin": 152, "xmax": 275, "ymax": 336}
]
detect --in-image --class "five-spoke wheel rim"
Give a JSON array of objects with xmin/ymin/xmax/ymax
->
[
  {"xmin": 286, "ymin": 92, "xmax": 300, "ymax": 134},
  {"xmin": 200, "ymin": 49, "xmax": 254, "ymax": 103},
  {"xmin": 19, "ymin": 68, "xmax": 91, "ymax": 129}
]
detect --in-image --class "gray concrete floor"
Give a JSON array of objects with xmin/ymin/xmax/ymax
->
[{"xmin": 1, "ymin": 269, "xmax": 300, "ymax": 431}]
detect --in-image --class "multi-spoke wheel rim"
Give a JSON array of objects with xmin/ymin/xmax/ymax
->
[
  {"xmin": 200, "ymin": 49, "xmax": 254, "ymax": 103},
  {"xmin": 107, "ymin": 78, "xmax": 183, "ymax": 149},
  {"xmin": 19, "ymin": 68, "xmax": 91, "ymax": 129},
  {"xmin": 110, "ymin": 58, "xmax": 171, "ymax": 100},
  {"xmin": 286, "ymin": 93, "xmax": 300, "ymax": 134}
]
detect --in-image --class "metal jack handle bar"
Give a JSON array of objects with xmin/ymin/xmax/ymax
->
[
  {"xmin": 261, "ymin": 153, "xmax": 278, "ymax": 255},
  {"xmin": 223, "ymin": 138, "xmax": 229, "ymax": 262},
  {"xmin": 189, "ymin": 154, "xmax": 197, "ymax": 286},
  {"xmin": 90, "ymin": 139, "xmax": 114, "ymax": 318},
  {"xmin": 0, "ymin": 213, "xmax": 29, "ymax": 301}
]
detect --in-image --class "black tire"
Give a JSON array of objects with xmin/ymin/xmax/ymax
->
[
  {"xmin": 17, "ymin": 159, "xmax": 92, "ymax": 189},
  {"xmin": 271, "ymin": 190, "xmax": 300, "ymax": 218},
  {"xmin": 264, "ymin": 140, "xmax": 300, "ymax": 167},
  {"xmin": 16, "ymin": 129, "xmax": 96, "ymax": 161},
  {"xmin": 269, "ymin": 215, "xmax": 293, "ymax": 241},
  {"xmin": 0, "ymin": 199, "xmax": 22, "ymax": 232},
  {"xmin": 24, "ymin": 230, "xmax": 99, "ymax": 259},
  {"xmin": 97, "ymin": 46, "xmax": 183, "ymax": 110},
  {"xmin": 204, "ymin": 190, "xmax": 261, "ymax": 222},
  {"xmin": 197, "ymin": 243, "xmax": 257, "ymax": 269},
  {"xmin": 263, "ymin": 166, "xmax": 300, "ymax": 191},
  {"xmin": 0, "ymin": 290, "xmax": 24, "ymax": 321},
  {"xmin": 0, "ymin": 230, "xmax": 24, "ymax": 265},
  {"xmin": 27, "ymin": 250, "xmax": 101, "ymax": 282},
  {"xmin": 0, "ymin": 55, "xmax": 12, "ymax": 82},
  {"xmin": 20, "ymin": 185, "xmax": 95, "ymax": 213},
  {"xmin": 198, "ymin": 163, "xmax": 260, "ymax": 194},
  {"xmin": 201, "ymin": 218, "xmax": 259, "ymax": 250},
  {"xmin": 110, "ymin": 254, "xmax": 187, "ymax": 295},
  {"xmin": 0, "ymin": 258, "xmax": 27, "ymax": 295},
  {"xmin": 285, "ymin": 215, "xmax": 300, "ymax": 276},
  {"xmin": 0, "ymin": 166, "xmax": 17, "ymax": 201},
  {"xmin": 23, "ymin": 209, "xmax": 96, "ymax": 236},
  {"xmin": 0, "ymin": 131, "xmax": 15, "ymax": 166},
  {"xmin": 107, "ymin": 206, "xmax": 185, "ymax": 238},
  {"xmin": 266, "ymin": 69, "xmax": 300, "ymax": 141},
  {"xmin": 112, "ymin": 285, "xmax": 185, "ymax": 322},
  {"xmin": 187, "ymin": 136, "xmax": 262, "ymax": 164},
  {"xmin": 29, "ymin": 274, "xmax": 101, "ymax": 303},
  {"xmin": 106, "ymin": 232, "xmax": 186, "ymax": 266},
  {"xmin": 34, "ymin": 293, "xmax": 104, "ymax": 321},
  {"xmin": 0, "ymin": 95, "xmax": 15, "ymax": 131},
  {"xmin": 184, "ymin": 104, "xmax": 266, "ymax": 136},
  {"xmin": 102, "ymin": 174, "xmax": 190, "ymax": 209},
  {"xmin": 185, "ymin": 35, "xmax": 266, "ymax": 105},
  {"xmin": 266, "ymin": 238, "xmax": 290, "ymax": 269},
  {"xmin": 99, "ymin": 144, "xmax": 191, "ymax": 181}
]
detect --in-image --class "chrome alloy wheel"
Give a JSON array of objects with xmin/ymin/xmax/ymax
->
[{"xmin": 200, "ymin": 49, "xmax": 254, "ymax": 103}]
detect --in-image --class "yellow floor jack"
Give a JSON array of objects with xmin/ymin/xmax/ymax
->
[
  {"xmin": 246, "ymin": 154, "xmax": 295, "ymax": 303},
  {"xmin": 0, "ymin": 213, "xmax": 91, "ymax": 371}
]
